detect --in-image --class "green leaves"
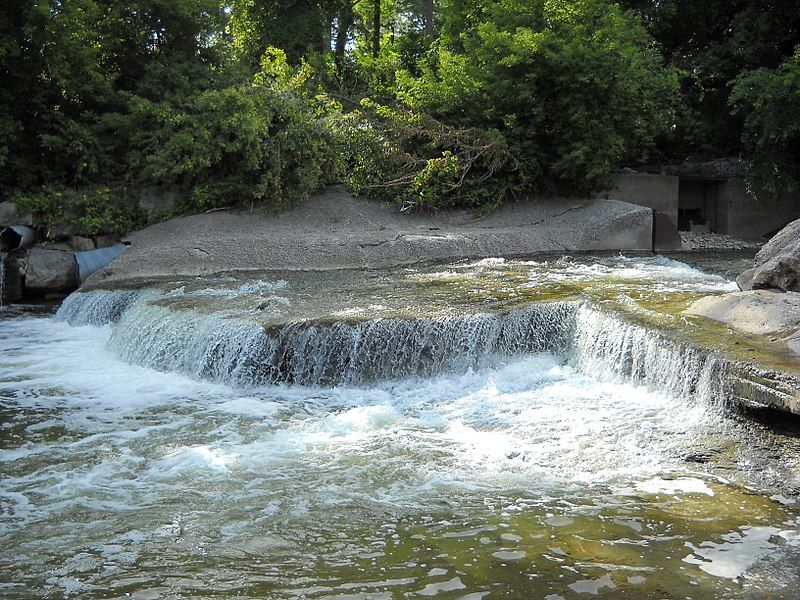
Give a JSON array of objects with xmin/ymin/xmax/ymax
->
[
  {"xmin": 397, "ymin": 0, "xmax": 678, "ymax": 196},
  {"xmin": 126, "ymin": 49, "xmax": 344, "ymax": 211},
  {"xmin": 341, "ymin": 101, "xmax": 519, "ymax": 211},
  {"xmin": 731, "ymin": 47, "xmax": 800, "ymax": 199}
]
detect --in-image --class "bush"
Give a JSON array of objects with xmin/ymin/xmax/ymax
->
[
  {"xmin": 339, "ymin": 100, "xmax": 519, "ymax": 212},
  {"xmin": 12, "ymin": 185, "xmax": 143, "ymax": 237}
]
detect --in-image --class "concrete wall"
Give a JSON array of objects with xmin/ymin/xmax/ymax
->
[
  {"xmin": 604, "ymin": 173, "xmax": 681, "ymax": 250},
  {"xmin": 608, "ymin": 172, "xmax": 800, "ymax": 240},
  {"xmin": 606, "ymin": 173, "xmax": 679, "ymax": 223},
  {"xmin": 718, "ymin": 178, "xmax": 800, "ymax": 239}
]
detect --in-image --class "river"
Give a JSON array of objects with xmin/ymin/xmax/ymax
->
[{"xmin": 2, "ymin": 254, "xmax": 800, "ymax": 598}]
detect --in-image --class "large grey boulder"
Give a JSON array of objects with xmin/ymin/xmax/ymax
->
[
  {"xmin": 82, "ymin": 187, "xmax": 654, "ymax": 289},
  {"xmin": 68, "ymin": 236, "xmax": 96, "ymax": 251},
  {"xmin": 738, "ymin": 218, "xmax": 800, "ymax": 292},
  {"xmin": 137, "ymin": 185, "xmax": 179, "ymax": 221},
  {"xmin": 687, "ymin": 291, "xmax": 800, "ymax": 336},
  {"xmin": 25, "ymin": 248, "xmax": 79, "ymax": 293}
]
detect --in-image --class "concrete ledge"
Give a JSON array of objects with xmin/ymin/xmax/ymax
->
[{"xmin": 84, "ymin": 188, "xmax": 653, "ymax": 289}]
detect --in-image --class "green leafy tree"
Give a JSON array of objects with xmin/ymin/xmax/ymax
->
[
  {"xmin": 731, "ymin": 47, "xmax": 800, "ymax": 199},
  {"xmin": 396, "ymin": 0, "xmax": 679, "ymax": 195},
  {"xmin": 621, "ymin": 0, "xmax": 800, "ymax": 159},
  {"xmin": 126, "ymin": 49, "xmax": 345, "ymax": 211}
]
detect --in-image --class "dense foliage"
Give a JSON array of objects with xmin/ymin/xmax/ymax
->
[
  {"xmin": 731, "ymin": 49, "xmax": 800, "ymax": 199},
  {"xmin": 1, "ymin": 0, "xmax": 798, "ymax": 231},
  {"xmin": 396, "ymin": 0, "xmax": 678, "ymax": 195}
]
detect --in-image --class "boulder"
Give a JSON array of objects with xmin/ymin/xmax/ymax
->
[
  {"xmin": 0, "ymin": 201, "xmax": 34, "ymax": 227},
  {"xmin": 49, "ymin": 220, "xmax": 88, "ymax": 240},
  {"xmin": 137, "ymin": 186, "xmax": 179, "ymax": 221},
  {"xmin": 94, "ymin": 235, "xmax": 119, "ymax": 249},
  {"xmin": 686, "ymin": 290, "xmax": 800, "ymax": 336},
  {"xmin": 0, "ymin": 251, "xmax": 25, "ymax": 304},
  {"xmin": 25, "ymin": 248, "xmax": 79, "ymax": 293},
  {"xmin": 68, "ymin": 236, "xmax": 96, "ymax": 251},
  {"xmin": 686, "ymin": 290, "xmax": 800, "ymax": 358},
  {"xmin": 738, "ymin": 218, "xmax": 800, "ymax": 292}
]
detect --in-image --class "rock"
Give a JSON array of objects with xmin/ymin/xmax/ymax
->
[
  {"xmin": 25, "ymin": 248, "xmax": 79, "ymax": 293},
  {"xmin": 749, "ymin": 256, "xmax": 800, "ymax": 292},
  {"xmin": 40, "ymin": 241, "xmax": 73, "ymax": 252},
  {"xmin": 68, "ymin": 236, "xmax": 96, "ymax": 251},
  {"xmin": 681, "ymin": 231, "xmax": 762, "ymax": 252},
  {"xmin": 739, "ymin": 218, "xmax": 800, "ymax": 292},
  {"xmin": 81, "ymin": 188, "xmax": 655, "ymax": 289},
  {"xmin": 49, "ymin": 220, "xmax": 89, "ymax": 240},
  {"xmin": 137, "ymin": 186, "xmax": 179, "ymax": 221},
  {"xmin": 686, "ymin": 291, "xmax": 800, "ymax": 337},
  {"xmin": 736, "ymin": 268, "xmax": 755, "ymax": 290},
  {"xmin": 94, "ymin": 235, "xmax": 119, "ymax": 249},
  {"xmin": 0, "ymin": 251, "xmax": 25, "ymax": 304},
  {"xmin": 0, "ymin": 201, "xmax": 34, "ymax": 227}
]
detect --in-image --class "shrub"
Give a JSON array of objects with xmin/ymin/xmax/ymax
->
[{"xmin": 339, "ymin": 100, "xmax": 519, "ymax": 212}]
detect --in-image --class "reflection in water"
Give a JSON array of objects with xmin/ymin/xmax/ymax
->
[{"xmin": 2, "ymin": 254, "xmax": 800, "ymax": 598}]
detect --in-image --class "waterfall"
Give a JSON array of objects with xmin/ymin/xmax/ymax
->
[
  {"xmin": 56, "ymin": 289, "xmax": 146, "ymax": 326},
  {"xmin": 566, "ymin": 304, "xmax": 729, "ymax": 406},
  {"xmin": 54, "ymin": 287, "xmax": 797, "ymax": 410},
  {"xmin": 108, "ymin": 299, "xmax": 578, "ymax": 386},
  {"xmin": 57, "ymin": 289, "xmax": 577, "ymax": 385}
]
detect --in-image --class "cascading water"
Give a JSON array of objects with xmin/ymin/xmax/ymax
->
[
  {"xmin": 6, "ymin": 254, "xmax": 800, "ymax": 598},
  {"xmin": 53, "ymin": 282, "xmax": 782, "ymax": 410},
  {"xmin": 58, "ymin": 290, "xmax": 577, "ymax": 386}
]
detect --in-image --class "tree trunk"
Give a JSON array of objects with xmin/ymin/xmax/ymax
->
[
  {"xmin": 335, "ymin": 4, "xmax": 354, "ymax": 72},
  {"xmin": 322, "ymin": 14, "xmax": 332, "ymax": 54},
  {"xmin": 425, "ymin": 0, "xmax": 434, "ymax": 39},
  {"xmin": 372, "ymin": 0, "xmax": 380, "ymax": 58}
]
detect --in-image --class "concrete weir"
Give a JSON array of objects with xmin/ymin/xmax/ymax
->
[
  {"xmin": 82, "ymin": 188, "xmax": 654, "ymax": 288},
  {"xmin": 56, "ymin": 286, "xmax": 800, "ymax": 414}
]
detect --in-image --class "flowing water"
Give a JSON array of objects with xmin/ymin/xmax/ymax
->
[{"xmin": 2, "ymin": 254, "xmax": 800, "ymax": 599}]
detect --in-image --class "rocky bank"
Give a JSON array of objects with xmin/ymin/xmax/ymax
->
[{"xmin": 687, "ymin": 218, "xmax": 800, "ymax": 358}]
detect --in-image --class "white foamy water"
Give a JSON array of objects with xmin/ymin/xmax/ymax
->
[{"xmin": 3, "ymin": 255, "xmax": 800, "ymax": 598}]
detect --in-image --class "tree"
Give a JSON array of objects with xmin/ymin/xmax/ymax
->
[
  {"xmin": 396, "ymin": 0, "xmax": 679, "ymax": 195},
  {"xmin": 731, "ymin": 47, "xmax": 800, "ymax": 199},
  {"xmin": 621, "ymin": 0, "xmax": 800, "ymax": 159}
]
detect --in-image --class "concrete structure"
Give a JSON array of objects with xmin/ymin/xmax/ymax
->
[
  {"xmin": 606, "ymin": 172, "xmax": 800, "ymax": 240},
  {"xmin": 606, "ymin": 174, "xmax": 680, "ymax": 250},
  {"xmin": 718, "ymin": 179, "xmax": 800, "ymax": 239},
  {"xmin": 609, "ymin": 174, "xmax": 679, "ymax": 224},
  {"xmin": 83, "ymin": 188, "xmax": 655, "ymax": 290}
]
